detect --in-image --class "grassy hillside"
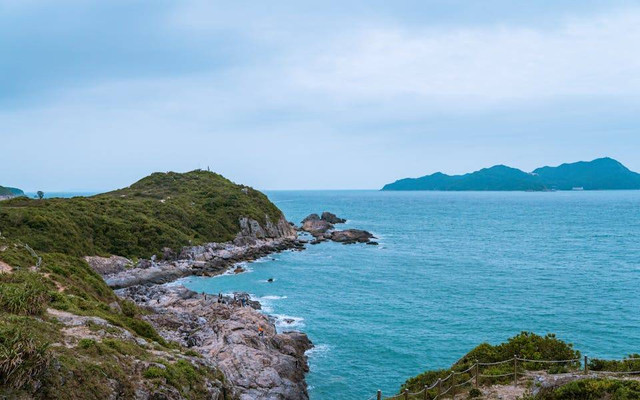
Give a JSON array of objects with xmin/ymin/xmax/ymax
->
[
  {"xmin": 0, "ymin": 170, "xmax": 284, "ymax": 258},
  {"xmin": 0, "ymin": 237, "xmax": 228, "ymax": 399},
  {"xmin": 0, "ymin": 170, "xmax": 284, "ymax": 398},
  {"xmin": 0, "ymin": 185, "xmax": 24, "ymax": 197}
]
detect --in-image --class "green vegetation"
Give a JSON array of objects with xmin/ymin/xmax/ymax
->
[
  {"xmin": 401, "ymin": 332, "xmax": 580, "ymax": 397},
  {"xmin": 0, "ymin": 185, "xmax": 24, "ymax": 197},
  {"xmin": 538, "ymin": 379, "xmax": 640, "ymax": 399},
  {"xmin": 0, "ymin": 170, "xmax": 278, "ymax": 398},
  {"xmin": 382, "ymin": 157, "xmax": 640, "ymax": 191},
  {"xmin": 0, "ymin": 170, "xmax": 284, "ymax": 258}
]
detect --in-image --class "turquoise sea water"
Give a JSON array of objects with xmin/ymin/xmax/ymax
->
[{"xmin": 178, "ymin": 190, "xmax": 640, "ymax": 400}]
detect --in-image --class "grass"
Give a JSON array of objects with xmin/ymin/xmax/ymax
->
[
  {"xmin": 0, "ymin": 170, "xmax": 279, "ymax": 397},
  {"xmin": 0, "ymin": 170, "xmax": 284, "ymax": 258},
  {"xmin": 539, "ymin": 378, "xmax": 640, "ymax": 399},
  {"xmin": 401, "ymin": 332, "xmax": 581, "ymax": 397}
]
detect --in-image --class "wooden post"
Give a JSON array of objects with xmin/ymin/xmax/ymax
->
[
  {"xmin": 513, "ymin": 355, "xmax": 518, "ymax": 387},
  {"xmin": 474, "ymin": 360, "xmax": 479, "ymax": 388},
  {"xmin": 404, "ymin": 389, "xmax": 409, "ymax": 400},
  {"xmin": 377, "ymin": 389, "xmax": 382, "ymax": 400},
  {"xmin": 437, "ymin": 378, "xmax": 442, "ymax": 398},
  {"xmin": 451, "ymin": 372, "xmax": 456, "ymax": 398},
  {"xmin": 584, "ymin": 356, "xmax": 589, "ymax": 375},
  {"xmin": 423, "ymin": 385, "xmax": 428, "ymax": 400}
]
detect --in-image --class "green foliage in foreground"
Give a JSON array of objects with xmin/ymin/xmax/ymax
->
[
  {"xmin": 0, "ymin": 170, "xmax": 283, "ymax": 258},
  {"xmin": 539, "ymin": 378, "xmax": 640, "ymax": 400},
  {"xmin": 401, "ymin": 332, "xmax": 581, "ymax": 395},
  {"xmin": 0, "ymin": 242, "xmax": 226, "ymax": 398}
]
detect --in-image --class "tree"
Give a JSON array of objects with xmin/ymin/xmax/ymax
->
[{"xmin": 37, "ymin": 191, "xmax": 44, "ymax": 200}]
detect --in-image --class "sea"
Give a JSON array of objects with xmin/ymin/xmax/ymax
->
[{"xmin": 53, "ymin": 190, "xmax": 640, "ymax": 399}]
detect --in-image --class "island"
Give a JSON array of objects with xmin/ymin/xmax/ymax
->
[
  {"xmin": 0, "ymin": 170, "xmax": 311, "ymax": 400},
  {"xmin": 382, "ymin": 157, "xmax": 640, "ymax": 191},
  {"xmin": 0, "ymin": 185, "xmax": 24, "ymax": 200}
]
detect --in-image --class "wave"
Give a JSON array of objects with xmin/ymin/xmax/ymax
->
[{"xmin": 272, "ymin": 314, "xmax": 305, "ymax": 330}]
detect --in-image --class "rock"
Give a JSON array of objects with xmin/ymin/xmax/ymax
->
[
  {"xmin": 330, "ymin": 229, "xmax": 375, "ymax": 244},
  {"xmin": 300, "ymin": 214, "xmax": 320, "ymax": 224},
  {"xmin": 366, "ymin": 241, "xmax": 379, "ymax": 246},
  {"xmin": 267, "ymin": 278, "xmax": 274, "ymax": 283},
  {"xmin": 84, "ymin": 255, "xmax": 133, "ymax": 275},
  {"xmin": 161, "ymin": 247, "xmax": 177, "ymax": 261},
  {"xmin": 301, "ymin": 219, "xmax": 334, "ymax": 237},
  {"xmin": 116, "ymin": 285, "xmax": 312, "ymax": 400},
  {"xmin": 321, "ymin": 212, "xmax": 346, "ymax": 224},
  {"xmin": 234, "ymin": 266, "xmax": 245, "ymax": 274}
]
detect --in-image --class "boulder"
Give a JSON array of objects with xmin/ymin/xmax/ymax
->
[
  {"xmin": 301, "ymin": 219, "xmax": 334, "ymax": 236},
  {"xmin": 321, "ymin": 212, "xmax": 346, "ymax": 224},
  {"xmin": 300, "ymin": 214, "xmax": 320, "ymax": 224},
  {"xmin": 330, "ymin": 229, "xmax": 375, "ymax": 244}
]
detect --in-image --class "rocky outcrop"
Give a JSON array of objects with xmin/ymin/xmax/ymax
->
[
  {"xmin": 321, "ymin": 212, "xmax": 346, "ymax": 224},
  {"xmin": 47, "ymin": 308, "xmax": 229, "ymax": 399},
  {"xmin": 117, "ymin": 285, "xmax": 312, "ymax": 400},
  {"xmin": 301, "ymin": 219, "xmax": 334, "ymax": 236},
  {"xmin": 330, "ymin": 229, "xmax": 374, "ymax": 244},
  {"xmin": 90, "ymin": 216, "xmax": 303, "ymax": 289},
  {"xmin": 84, "ymin": 255, "xmax": 133, "ymax": 275},
  {"xmin": 300, "ymin": 212, "xmax": 375, "ymax": 245}
]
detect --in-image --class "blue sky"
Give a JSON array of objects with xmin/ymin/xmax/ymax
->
[{"xmin": 1, "ymin": 0, "xmax": 639, "ymax": 191}]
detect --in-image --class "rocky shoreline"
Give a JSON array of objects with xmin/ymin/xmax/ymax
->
[
  {"xmin": 85, "ymin": 213, "xmax": 374, "ymax": 399},
  {"xmin": 117, "ymin": 285, "xmax": 312, "ymax": 400},
  {"xmin": 86, "ymin": 215, "xmax": 313, "ymax": 400}
]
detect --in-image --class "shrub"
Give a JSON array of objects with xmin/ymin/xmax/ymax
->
[
  {"xmin": 0, "ymin": 326, "xmax": 50, "ymax": 390},
  {"xmin": 541, "ymin": 378, "xmax": 640, "ymax": 400},
  {"xmin": 120, "ymin": 300, "xmax": 137, "ymax": 318},
  {"xmin": 0, "ymin": 271, "xmax": 50, "ymax": 315}
]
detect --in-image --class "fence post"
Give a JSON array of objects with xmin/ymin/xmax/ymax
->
[
  {"xmin": 377, "ymin": 389, "xmax": 381, "ymax": 400},
  {"xmin": 584, "ymin": 355, "xmax": 588, "ymax": 375},
  {"xmin": 451, "ymin": 371, "xmax": 456, "ymax": 398},
  {"xmin": 437, "ymin": 378, "xmax": 442, "ymax": 398},
  {"xmin": 513, "ymin": 355, "xmax": 518, "ymax": 387},
  {"xmin": 404, "ymin": 389, "xmax": 409, "ymax": 400},
  {"xmin": 474, "ymin": 360, "xmax": 479, "ymax": 388}
]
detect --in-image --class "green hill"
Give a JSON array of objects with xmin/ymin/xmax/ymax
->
[
  {"xmin": 533, "ymin": 157, "xmax": 640, "ymax": 190},
  {"xmin": 0, "ymin": 170, "xmax": 284, "ymax": 258},
  {"xmin": 382, "ymin": 158, "xmax": 640, "ymax": 191},
  {"xmin": 0, "ymin": 185, "xmax": 24, "ymax": 197},
  {"xmin": 0, "ymin": 170, "xmax": 289, "ymax": 398},
  {"xmin": 382, "ymin": 165, "xmax": 546, "ymax": 191}
]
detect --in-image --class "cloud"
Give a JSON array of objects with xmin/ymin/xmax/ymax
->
[{"xmin": 288, "ymin": 9, "xmax": 640, "ymax": 104}]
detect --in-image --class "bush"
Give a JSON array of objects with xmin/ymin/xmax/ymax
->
[
  {"xmin": 0, "ymin": 271, "xmax": 50, "ymax": 315},
  {"xmin": 120, "ymin": 300, "xmax": 137, "ymax": 318},
  {"xmin": 402, "ymin": 332, "xmax": 581, "ymax": 395},
  {"xmin": 0, "ymin": 326, "xmax": 50, "ymax": 390},
  {"xmin": 541, "ymin": 378, "xmax": 640, "ymax": 400},
  {"xmin": 589, "ymin": 354, "xmax": 640, "ymax": 372}
]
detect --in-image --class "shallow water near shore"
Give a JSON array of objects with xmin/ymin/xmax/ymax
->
[{"xmin": 180, "ymin": 190, "xmax": 640, "ymax": 400}]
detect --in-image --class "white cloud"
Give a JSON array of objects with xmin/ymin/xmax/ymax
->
[{"xmin": 288, "ymin": 9, "xmax": 640, "ymax": 103}]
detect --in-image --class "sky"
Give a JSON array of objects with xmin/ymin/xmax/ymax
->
[{"xmin": 1, "ymin": 0, "xmax": 639, "ymax": 191}]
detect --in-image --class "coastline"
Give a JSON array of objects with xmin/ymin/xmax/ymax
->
[{"xmin": 86, "ymin": 216, "xmax": 313, "ymax": 400}]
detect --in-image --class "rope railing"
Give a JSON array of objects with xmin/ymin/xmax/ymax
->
[{"xmin": 371, "ymin": 354, "xmax": 640, "ymax": 399}]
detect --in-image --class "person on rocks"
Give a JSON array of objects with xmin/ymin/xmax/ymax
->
[{"xmin": 258, "ymin": 326, "xmax": 264, "ymax": 337}]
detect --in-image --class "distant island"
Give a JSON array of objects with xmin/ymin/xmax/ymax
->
[
  {"xmin": 0, "ymin": 185, "xmax": 24, "ymax": 199},
  {"xmin": 382, "ymin": 157, "xmax": 640, "ymax": 191}
]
